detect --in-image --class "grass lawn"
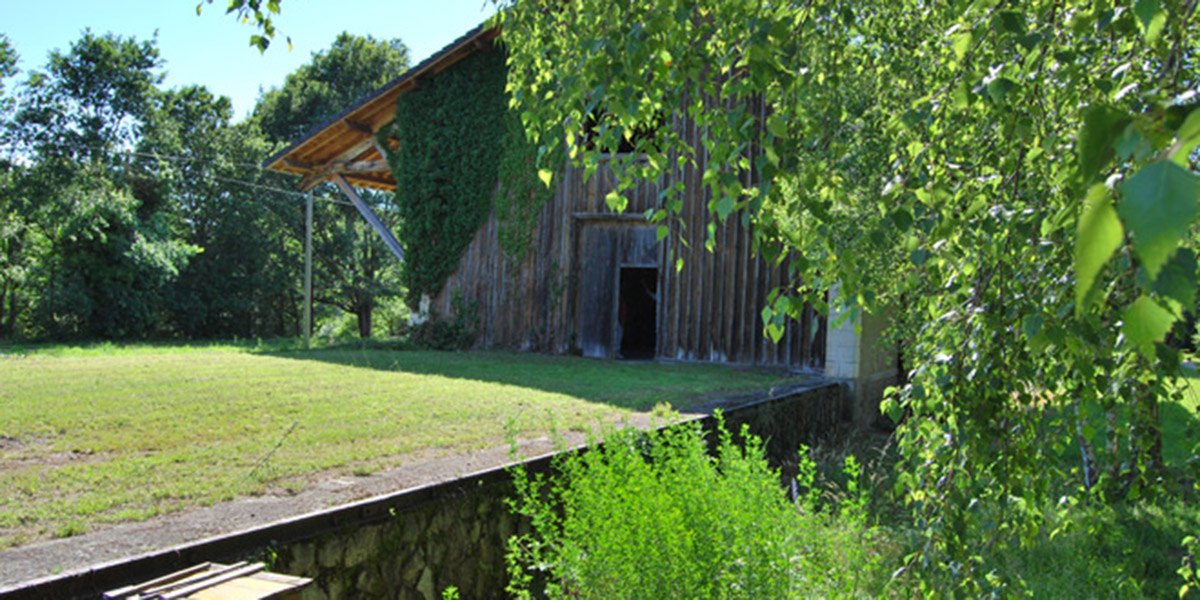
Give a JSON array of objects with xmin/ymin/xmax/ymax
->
[{"xmin": 0, "ymin": 342, "xmax": 797, "ymax": 548}]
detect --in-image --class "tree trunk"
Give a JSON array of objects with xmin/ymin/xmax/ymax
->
[
  {"xmin": 1132, "ymin": 391, "xmax": 1161, "ymax": 475},
  {"xmin": 0, "ymin": 282, "xmax": 9, "ymax": 337},
  {"xmin": 1131, "ymin": 384, "xmax": 1164, "ymax": 484},
  {"xmin": 6, "ymin": 284, "xmax": 16, "ymax": 338},
  {"xmin": 356, "ymin": 299, "xmax": 374, "ymax": 339}
]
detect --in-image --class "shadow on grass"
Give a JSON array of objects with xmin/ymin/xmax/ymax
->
[{"xmin": 253, "ymin": 343, "xmax": 806, "ymax": 413}]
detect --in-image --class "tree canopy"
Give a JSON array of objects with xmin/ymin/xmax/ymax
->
[
  {"xmin": 0, "ymin": 29, "xmax": 414, "ymax": 340},
  {"xmin": 489, "ymin": 0, "xmax": 1199, "ymax": 593}
]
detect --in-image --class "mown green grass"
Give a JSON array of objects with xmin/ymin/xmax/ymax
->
[{"xmin": 0, "ymin": 342, "xmax": 796, "ymax": 547}]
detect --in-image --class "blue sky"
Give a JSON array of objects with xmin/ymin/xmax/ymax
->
[{"xmin": 1, "ymin": 0, "xmax": 498, "ymax": 120}]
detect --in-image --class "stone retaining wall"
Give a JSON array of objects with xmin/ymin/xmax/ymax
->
[{"xmin": 274, "ymin": 479, "xmax": 520, "ymax": 600}]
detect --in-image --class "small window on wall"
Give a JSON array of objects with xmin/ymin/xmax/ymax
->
[{"xmin": 580, "ymin": 109, "xmax": 663, "ymax": 155}]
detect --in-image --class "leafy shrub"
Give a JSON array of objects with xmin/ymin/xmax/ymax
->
[
  {"xmin": 1182, "ymin": 535, "xmax": 1199, "ymax": 599},
  {"xmin": 375, "ymin": 295, "xmax": 412, "ymax": 338},
  {"xmin": 409, "ymin": 294, "xmax": 477, "ymax": 351},
  {"xmin": 409, "ymin": 317, "xmax": 475, "ymax": 351},
  {"xmin": 505, "ymin": 415, "xmax": 889, "ymax": 599}
]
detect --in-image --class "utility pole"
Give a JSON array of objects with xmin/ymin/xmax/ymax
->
[{"xmin": 304, "ymin": 192, "xmax": 313, "ymax": 348}]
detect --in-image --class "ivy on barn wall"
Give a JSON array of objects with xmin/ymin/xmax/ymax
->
[
  {"xmin": 390, "ymin": 49, "xmax": 506, "ymax": 308},
  {"xmin": 496, "ymin": 111, "xmax": 554, "ymax": 265},
  {"xmin": 389, "ymin": 46, "xmax": 550, "ymax": 309}
]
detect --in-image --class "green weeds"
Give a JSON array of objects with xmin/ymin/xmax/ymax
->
[{"xmin": 505, "ymin": 414, "xmax": 893, "ymax": 599}]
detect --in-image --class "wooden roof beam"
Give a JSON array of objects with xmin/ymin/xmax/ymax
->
[
  {"xmin": 344, "ymin": 174, "xmax": 395, "ymax": 189},
  {"xmin": 332, "ymin": 174, "xmax": 405, "ymax": 262},
  {"xmin": 297, "ymin": 156, "xmax": 392, "ymax": 191},
  {"xmin": 343, "ymin": 119, "xmax": 373, "ymax": 135},
  {"xmin": 339, "ymin": 160, "xmax": 389, "ymax": 174}
]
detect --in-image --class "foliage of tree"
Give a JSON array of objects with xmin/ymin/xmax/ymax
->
[
  {"xmin": 139, "ymin": 86, "xmax": 299, "ymax": 337},
  {"xmin": 6, "ymin": 31, "xmax": 201, "ymax": 339},
  {"xmin": 15, "ymin": 30, "xmax": 162, "ymax": 164},
  {"xmin": 0, "ymin": 35, "xmax": 22, "ymax": 336},
  {"xmin": 196, "ymin": 0, "xmax": 290, "ymax": 52},
  {"xmin": 490, "ymin": 0, "xmax": 1200, "ymax": 594},
  {"xmin": 0, "ymin": 27, "xmax": 422, "ymax": 342},
  {"xmin": 253, "ymin": 32, "xmax": 410, "ymax": 337},
  {"xmin": 0, "ymin": 30, "xmax": 341, "ymax": 341},
  {"xmin": 0, "ymin": 34, "xmax": 18, "ymax": 120}
]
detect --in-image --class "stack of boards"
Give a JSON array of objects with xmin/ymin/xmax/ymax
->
[{"xmin": 103, "ymin": 562, "xmax": 310, "ymax": 600}]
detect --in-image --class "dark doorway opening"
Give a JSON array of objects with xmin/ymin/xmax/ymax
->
[{"xmin": 618, "ymin": 267, "xmax": 658, "ymax": 360}]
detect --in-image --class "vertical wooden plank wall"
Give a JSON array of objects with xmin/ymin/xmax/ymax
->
[{"xmin": 430, "ymin": 99, "xmax": 825, "ymax": 370}]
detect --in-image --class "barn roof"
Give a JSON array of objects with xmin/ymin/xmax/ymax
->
[{"xmin": 262, "ymin": 23, "xmax": 500, "ymax": 191}]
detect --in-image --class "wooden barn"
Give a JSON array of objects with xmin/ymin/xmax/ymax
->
[{"xmin": 264, "ymin": 24, "xmax": 896, "ymax": 423}]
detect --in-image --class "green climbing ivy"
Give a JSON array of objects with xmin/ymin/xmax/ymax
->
[
  {"xmin": 390, "ymin": 47, "xmax": 551, "ymax": 306},
  {"xmin": 390, "ymin": 49, "xmax": 507, "ymax": 307},
  {"xmin": 496, "ymin": 111, "xmax": 553, "ymax": 265}
]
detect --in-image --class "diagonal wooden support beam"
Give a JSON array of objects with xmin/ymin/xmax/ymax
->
[{"xmin": 331, "ymin": 174, "xmax": 405, "ymax": 263}]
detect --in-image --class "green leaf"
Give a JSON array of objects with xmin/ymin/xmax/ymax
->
[
  {"xmin": 537, "ymin": 169, "xmax": 554, "ymax": 188},
  {"xmin": 986, "ymin": 78, "xmax": 1016, "ymax": 104},
  {"xmin": 767, "ymin": 322, "xmax": 785, "ymax": 344},
  {"xmin": 1173, "ymin": 107, "xmax": 1200, "ymax": 165},
  {"xmin": 1151, "ymin": 248, "xmax": 1197, "ymax": 313},
  {"xmin": 1115, "ymin": 124, "xmax": 1152, "ymax": 161},
  {"xmin": 716, "ymin": 196, "xmax": 735, "ymax": 220},
  {"xmin": 766, "ymin": 114, "xmax": 787, "ymax": 139},
  {"xmin": 952, "ymin": 32, "xmax": 973, "ymax": 61},
  {"xmin": 1075, "ymin": 184, "xmax": 1124, "ymax": 315},
  {"xmin": 1118, "ymin": 161, "xmax": 1200, "ymax": 280},
  {"xmin": 656, "ymin": 225, "xmax": 669, "ymax": 242},
  {"xmin": 890, "ymin": 208, "xmax": 914, "ymax": 231},
  {"xmin": 953, "ymin": 82, "xmax": 971, "ymax": 109},
  {"xmin": 1077, "ymin": 106, "xmax": 1130, "ymax": 183},
  {"xmin": 910, "ymin": 248, "xmax": 930, "ymax": 266},
  {"xmin": 995, "ymin": 11, "xmax": 1027, "ymax": 34},
  {"xmin": 605, "ymin": 190, "xmax": 628, "ymax": 212},
  {"xmin": 1122, "ymin": 295, "xmax": 1175, "ymax": 355},
  {"xmin": 1134, "ymin": 0, "xmax": 1158, "ymax": 29},
  {"xmin": 1133, "ymin": 0, "xmax": 1166, "ymax": 44},
  {"xmin": 1022, "ymin": 314, "xmax": 1044, "ymax": 339}
]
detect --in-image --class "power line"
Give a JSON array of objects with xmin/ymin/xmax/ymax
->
[
  {"xmin": 1, "ymin": 138, "xmax": 274, "ymax": 172},
  {"xmin": 1, "ymin": 138, "xmax": 380, "ymax": 208},
  {"xmin": 208, "ymin": 173, "xmax": 354, "ymax": 207}
]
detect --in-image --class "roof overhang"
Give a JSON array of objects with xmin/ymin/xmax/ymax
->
[{"xmin": 263, "ymin": 23, "xmax": 501, "ymax": 192}]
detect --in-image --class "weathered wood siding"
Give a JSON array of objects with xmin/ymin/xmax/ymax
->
[{"xmin": 431, "ymin": 107, "xmax": 825, "ymax": 370}]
